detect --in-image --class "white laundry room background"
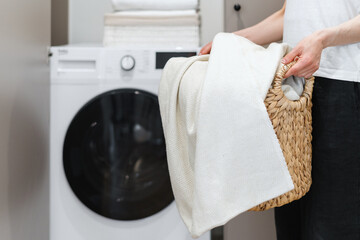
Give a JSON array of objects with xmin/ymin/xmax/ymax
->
[{"xmin": 52, "ymin": 1, "xmax": 287, "ymax": 240}]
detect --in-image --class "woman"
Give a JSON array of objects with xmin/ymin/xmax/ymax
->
[{"xmin": 200, "ymin": 1, "xmax": 360, "ymax": 239}]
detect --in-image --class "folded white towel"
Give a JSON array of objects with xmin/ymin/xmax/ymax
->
[
  {"xmin": 104, "ymin": 10, "xmax": 200, "ymax": 26},
  {"xmin": 112, "ymin": 0, "xmax": 198, "ymax": 11},
  {"xmin": 103, "ymin": 25, "xmax": 200, "ymax": 47},
  {"xmin": 158, "ymin": 33, "xmax": 297, "ymax": 238},
  {"xmin": 103, "ymin": 10, "xmax": 200, "ymax": 48}
]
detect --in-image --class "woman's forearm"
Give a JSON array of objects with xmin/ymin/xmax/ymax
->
[
  {"xmin": 199, "ymin": 1, "xmax": 287, "ymax": 55},
  {"xmin": 316, "ymin": 14, "xmax": 360, "ymax": 48},
  {"xmin": 233, "ymin": 3, "xmax": 286, "ymax": 46}
]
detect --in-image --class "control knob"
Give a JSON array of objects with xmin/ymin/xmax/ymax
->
[{"xmin": 120, "ymin": 55, "xmax": 135, "ymax": 71}]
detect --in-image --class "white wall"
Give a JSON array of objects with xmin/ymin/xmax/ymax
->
[
  {"xmin": 200, "ymin": 0, "xmax": 225, "ymax": 44},
  {"xmin": 69, "ymin": 0, "xmax": 113, "ymax": 44},
  {"xmin": 224, "ymin": 0, "xmax": 284, "ymax": 33},
  {"xmin": 52, "ymin": 0, "xmax": 68, "ymax": 45},
  {"xmin": 68, "ymin": 0, "xmax": 225, "ymax": 46},
  {"xmin": 0, "ymin": 0, "xmax": 51, "ymax": 239}
]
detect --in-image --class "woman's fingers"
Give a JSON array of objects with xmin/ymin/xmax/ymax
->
[
  {"xmin": 284, "ymin": 56, "xmax": 320, "ymax": 78},
  {"xmin": 284, "ymin": 59, "xmax": 305, "ymax": 78},
  {"xmin": 199, "ymin": 41, "xmax": 213, "ymax": 55},
  {"xmin": 281, "ymin": 48, "xmax": 301, "ymax": 65}
]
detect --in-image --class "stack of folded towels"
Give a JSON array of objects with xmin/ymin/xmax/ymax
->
[{"xmin": 104, "ymin": 0, "xmax": 200, "ymax": 48}]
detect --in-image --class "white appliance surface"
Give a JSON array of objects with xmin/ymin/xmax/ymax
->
[{"xmin": 49, "ymin": 45, "xmax": 208, "ymax": 240}]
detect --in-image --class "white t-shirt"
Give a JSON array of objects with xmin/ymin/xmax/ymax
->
[{"xmin": 283, "ymin": 0, "xmax": 360, "ymax": 82}]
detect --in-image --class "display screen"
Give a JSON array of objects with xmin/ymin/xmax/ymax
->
[{"xmin": 156, "ymin": 52, "xmax": 197, "ymax": 69}]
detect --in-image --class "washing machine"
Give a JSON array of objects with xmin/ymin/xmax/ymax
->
[{"xmin": 49, "ymin": 45, "xmax": 211, "ymax": 240}]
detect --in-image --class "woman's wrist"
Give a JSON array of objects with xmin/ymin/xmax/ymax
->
[
  {"xmin": 232, "ymin": 28, "xmax": 250, "ymax": 39},
  {"xmin": 313, "ymin": 28, "xmax": 335, "ymax": 49},
  {"xmin": 232, "ymin": 26, "xmax": 273, "ymax": 45},
  {"xmin": 314, "ymin": 15, "xmax": 360, "ymax": 49}
]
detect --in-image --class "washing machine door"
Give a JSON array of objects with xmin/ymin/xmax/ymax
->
[{"xmin": 63, "ymin": 89, "xmax": 173, "ymax": 220}]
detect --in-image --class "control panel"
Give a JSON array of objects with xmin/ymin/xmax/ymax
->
[
  {"xmin": 50, "ymin": 45, "xmax": 200, "ymax": 84},
  {"xmin": 102, "ymin": 48, "xmax": 199, "ymax": 83}
]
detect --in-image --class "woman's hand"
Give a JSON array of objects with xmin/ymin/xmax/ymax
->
[
  {"xmin": 199, "ymin": 41, "xmax": 213, "ymax": 55},
  {"xmin": 282, "ymin": 31, "xmax": 325, "ymax": 78},
  {"xmin": 283, "ymin": 14, "xmax": 360, "ymax": 78}
]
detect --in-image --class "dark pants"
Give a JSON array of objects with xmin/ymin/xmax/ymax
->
[{"xmin": 274, "ymin": 76, "xmax": 360, "ymax": 240}]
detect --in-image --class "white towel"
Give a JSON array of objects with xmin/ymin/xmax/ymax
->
[
  {"xmin": 103, "ymin": 25, "xmax": 200, "ymax": 48},
  {"xmin": 112, "ymin": 0, "xmax": 198, "ymax": 11},
  {"xmin": 103, "ymin": 10, "xmax": 200, "ymax": 48},
  {"xmin": 104, "ymin": 10, "xmax": 200, "ymax": 26},
  {"xmin": 158, "ymin": 32, "xmax": 296, "ymax": 238},
  {"xmin": 282, "ymin": 76, "xmax": 305, "ymax": 100}
]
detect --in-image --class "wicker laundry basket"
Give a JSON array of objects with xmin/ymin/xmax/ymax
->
[{"xmin": 249, "ymin": 59, "xmax": 315, "ymax": 211}]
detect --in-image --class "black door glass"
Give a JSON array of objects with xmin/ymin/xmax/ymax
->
[{"xmin": 63, "ymin": 89, "xmax": 173, "ymax": 220}]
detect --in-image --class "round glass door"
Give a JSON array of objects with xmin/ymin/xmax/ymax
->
[{"xmin": 63, "ymin": 89, "xmax": 173, "ymax": 220}]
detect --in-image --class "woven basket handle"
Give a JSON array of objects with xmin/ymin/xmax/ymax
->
[
  {"xmin": 273, "ymin": 57, "xmax": 314, "ymax": 92},
  {"xmin": 270, "ymin": 57, "xmax": 315, "ymax": 110}
]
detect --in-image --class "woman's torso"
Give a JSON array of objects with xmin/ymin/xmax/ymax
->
[{"xmin": 283, "ymin": 0, "xmax": 360, "ymax": 82}]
